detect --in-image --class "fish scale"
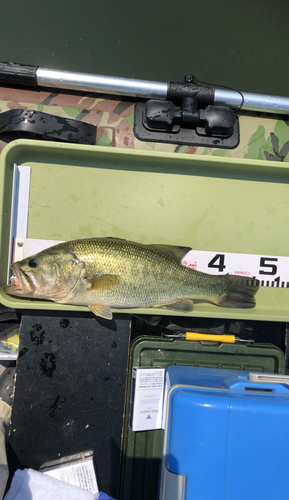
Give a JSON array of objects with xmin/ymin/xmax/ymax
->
[{"xmin": 65, "ymin": 238, "xmax": 187, "ymax": 307}]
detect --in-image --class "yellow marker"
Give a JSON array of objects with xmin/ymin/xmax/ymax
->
[{"xmin": 162, "ymin": 332, "xmax": 254, "ymax": 343}]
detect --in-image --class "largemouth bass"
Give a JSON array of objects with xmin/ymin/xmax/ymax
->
[{"xmin": 4, "ymin": 238, "xmax": 259, "ymax": 319}]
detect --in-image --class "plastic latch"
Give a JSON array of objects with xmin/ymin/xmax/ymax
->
[
  {"xmin": 249, "ymin": 372, "xmax": 289, "ymax": 384},
  {"xmin": 223, "ymin": 375, "xmax": 247, "ymax": 389},
  {"xmin": 228, "ymin": 379, "xmax": 289, "ymax": 394}
]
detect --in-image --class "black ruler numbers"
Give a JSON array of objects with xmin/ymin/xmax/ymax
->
[{"xmin": 208, "ymin": 254, "xmax": 289, "ymax": 288}]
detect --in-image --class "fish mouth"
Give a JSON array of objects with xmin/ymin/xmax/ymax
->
[{"xmin": 4, "ymin": 263, "xmax": 36, "ymax": 296}]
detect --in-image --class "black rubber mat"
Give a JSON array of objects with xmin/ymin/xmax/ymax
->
[{"xmin": 8, "ymin": 310, "xmax": 131, "ymax": 499}]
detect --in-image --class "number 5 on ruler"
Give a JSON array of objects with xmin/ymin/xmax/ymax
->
[{"xmin": 259, "ymin": 257, "xmax": 278, "ymax": 275}]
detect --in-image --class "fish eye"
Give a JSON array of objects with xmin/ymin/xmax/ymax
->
[{"xmin": 28, "ymin": 258, "xmax": 38, "ymax": 268}]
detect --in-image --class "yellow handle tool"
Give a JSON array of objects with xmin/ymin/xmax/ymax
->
[
  {"xmin": 162, "ymin": 332, "xmax": 254, "ymax": 343},
  {"xmin": 185, "ymin": 332, "xmax": 237, "ymax": 343}
]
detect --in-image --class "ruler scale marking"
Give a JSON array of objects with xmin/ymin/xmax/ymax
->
[{"xmin": 182, "ymin": 250, "xmax": 289, "ymax": 289}]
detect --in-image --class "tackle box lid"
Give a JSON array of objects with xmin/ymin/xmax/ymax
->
[
  {"xmin": 160, "ymin": 366, "xmax": 289, "ymax": 500},
  {"xmin": 119, "ymin": 336, "xmax": 285, "ymax": 500}
]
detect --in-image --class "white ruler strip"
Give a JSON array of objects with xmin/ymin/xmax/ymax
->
[
  {"xmin": 182, "ymin": 250, "xmax": 289, "ymax": 288},
  {"xmin": 13, "ymin": 238, "xmax": 64, "ymax": 262},
  {"xmin": 13, "ymin": 165, "xmax": 31, "ymax": 238},
  {"xmin": 7, "ymin": 164, "xmax": 31, "ymax": 281}
]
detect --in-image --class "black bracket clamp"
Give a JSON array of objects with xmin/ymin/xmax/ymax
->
[{"xmin": 134, "ymin": 75, "xmax": 240, "ymax": 149}]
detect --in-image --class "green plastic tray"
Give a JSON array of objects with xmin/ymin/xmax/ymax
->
[
  {"xmin": 119, "ymin": 335, "xmax": 285, "ymax": 500},
  {"xmin": 0, "ymin": 139, "xmax": 289, "ymax": 321}
]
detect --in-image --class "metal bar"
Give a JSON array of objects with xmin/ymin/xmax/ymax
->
[
  {"xmin": 35, "ymin": 66, "xmax": 289, "ymax": 115},
  {"xmin": 214, "ymin": 88, "xmax": 289, "ymax": 115},
  {"xmin": 36, "ymin": 68, "xmax": 168, "ymax": 99}
]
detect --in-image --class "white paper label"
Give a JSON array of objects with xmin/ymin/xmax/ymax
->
[
  {"xmin": 43, "ymin": 458, "xmax": 98, "ymax": 493},
  {"xmin": 129, "ymin": 367, "xmax": 165, "ymax": 431}
]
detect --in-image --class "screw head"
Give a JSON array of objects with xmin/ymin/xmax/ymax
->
[{"xmin": 182, "ymin": 74, "xmax": 197, "ymax": 84}]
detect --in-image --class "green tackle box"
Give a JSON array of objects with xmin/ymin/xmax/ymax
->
[
  {"xmin": 0, "ymin": 139, "xmax": 289, "ymax": 321},
  {"xmin": 119, "ymin": 335, "xmax": 285, "ymax": 500}
]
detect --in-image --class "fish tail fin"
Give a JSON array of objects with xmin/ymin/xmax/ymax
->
[{"xmin": 215, "ymin": 275, "xmax": 259, "ymax": 309}]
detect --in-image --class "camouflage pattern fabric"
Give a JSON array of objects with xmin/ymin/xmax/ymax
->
[{"xmin": 0, "ymin": 86, "xmax": 288, "ymax": 161}]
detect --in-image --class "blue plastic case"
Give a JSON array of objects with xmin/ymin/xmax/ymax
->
[{"xmin": 160, "ymin": 366, "xmax": 289, "ymax": 500}]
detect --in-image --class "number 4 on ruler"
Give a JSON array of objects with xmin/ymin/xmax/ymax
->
[{"xmin": 208, "ymin": 254, "xmax": 226, "ymax": 272}]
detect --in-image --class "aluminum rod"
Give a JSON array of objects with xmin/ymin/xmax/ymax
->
[
  {"xmin": 214, "ymin": 88, "xmax": 289, "ymax": 115},
  {"xmin": 36, "ymin": 67, "xmax": 289, "ymax": 114},
  {"xmin": 36, "ymin": 68, "xmax": 168, "ymax": 99}
]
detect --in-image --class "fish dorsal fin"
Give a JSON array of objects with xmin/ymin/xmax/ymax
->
[
  {"xmin": 148, "ymin": 244, "xmax": 192, "ymax": 262},
  {"xmin": 105, "ymin": 237, "xmax": 127, "ymax": 241},
  {"xmin": 86, "ymin": 274, "xmax": 121, "ymax": 292},
  {"xmin": 88, "ymin": 304, "xmax": 113, "ymax": 320},
  {"xmin": 104, "ymin": 238, "xmax": 191, "ymax": 262}
]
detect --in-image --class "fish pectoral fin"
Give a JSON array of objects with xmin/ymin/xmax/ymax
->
[
  {"xmin": 148, "ymin": 244, "xmax": 192, "ymax": 262},
  {"xmin": 154, "ymin": 299, "xmax": 194, "ymax": 313},
  {"xmin": 88, "ymin": 304, "xmax": 113, "ymax": 320},
  {"xmin": 86, "ymin": 274, "xmax": 121, "ymax": 292}
]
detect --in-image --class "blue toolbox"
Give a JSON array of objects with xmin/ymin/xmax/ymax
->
[{"xmin": 159, "ymin": 366, "xmax": 289, "ymax": 500}]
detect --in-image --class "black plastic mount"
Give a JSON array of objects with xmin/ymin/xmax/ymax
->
[{"xmin": 134, "ymin": 75, "xmax": 240, "ymax": 149}]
